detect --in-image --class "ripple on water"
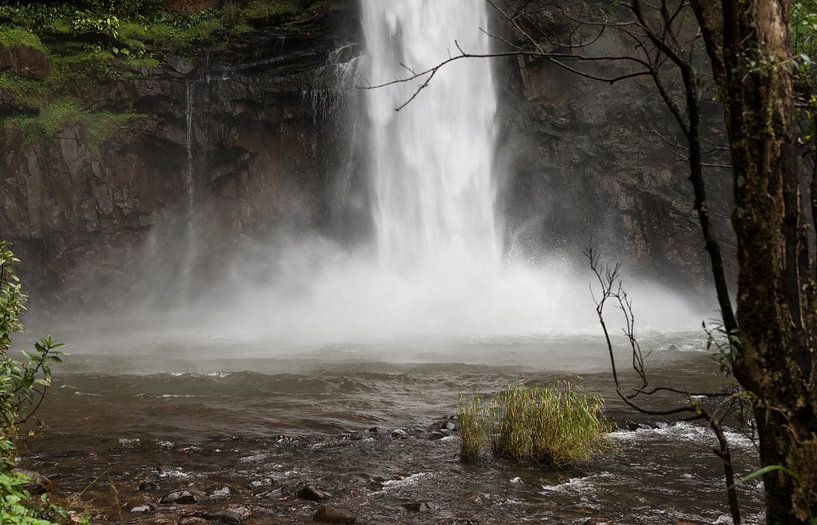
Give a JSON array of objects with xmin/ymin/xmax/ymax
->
[{"xmin": 608, "ymin": 421, "xmax": 756, "ymax": 450}]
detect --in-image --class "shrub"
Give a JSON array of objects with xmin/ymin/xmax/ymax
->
[
  {"xmin": 0, "ymin": 242, "xmax": 75, "ymax": 524},
  {"xmin": 457, "ymin": 382, "xmax": 611, "ymax": 467}
]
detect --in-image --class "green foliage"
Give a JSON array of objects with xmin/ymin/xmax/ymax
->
[
  {"xmin": 0, "ymin": 470, "xmax": 66, "ymax": 524},
  {"xmin": 0, "ymin": 243, "xmax": 25, "ymax": 353},
  {"xmin": 792, "ymin": 1, "xmax": 817, "ymax": 66},
  {"xmin": 792, "ymin": 2, "xmax": 817, "ymax": 145},
  {"xmin": 0, "ymin": 243, "xmax": 74, "ymax": 524},
  {"xmin": 457, "ymin": 382, "xmax": 611, "ymax": 467},
  {"xmin": 0, "ymin": 73, "xmax": 47, "ymax": 110},
  {"xmin": 5, "ymin": 100, "xmax": 149, "ymax": 150},
  {"xmin": 0, "ymin": 242, "xmax": 67, "ymax": 439},
  {"xmin": 243, "ymin": 0, "xmax": 303, "ymax": 20},
  {"xmin": 704, "ymin": 321, "xmax": 741, "ymax": 375},
  {"xmin": 0, "ymin": 26, "xmax": 44, "ymax": 52}
]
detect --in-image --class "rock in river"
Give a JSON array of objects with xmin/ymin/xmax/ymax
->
[
  {"xmin": 130, "ymin": 503, "xmax": 156, "ymax": 513},
  {"xmin": 403, "ymin": 501, "xmax": 439, "ymax": 512},
  {"xmin": 137, "ymin": 479, "xmax": 160, "ymax": 491},
  {"xmin": 297, "ymin": 484, "xmax": 332, "ymax": 501},
  {"xmin": 313, "ymin": 504, "xmax": 356, "ymax": 524},
  {"xmin": 159, "ymin": 489, "xmax": 205, "ymax": 504}
]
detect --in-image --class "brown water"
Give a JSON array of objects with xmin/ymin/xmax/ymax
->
[{"xmin": 17, "ymin": 329, "xmax": 764, "ymax": 524}]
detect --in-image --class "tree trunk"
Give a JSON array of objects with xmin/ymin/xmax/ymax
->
[{"xmin": 691, "ymin": 1, "xmax": 817, "ymax": 522}]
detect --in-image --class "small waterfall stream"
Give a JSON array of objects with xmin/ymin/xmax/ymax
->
[{"xmin": 180, "ymin": 81, "xmax": 196, "ymax": 297}]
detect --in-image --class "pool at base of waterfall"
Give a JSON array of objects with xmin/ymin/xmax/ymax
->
[{"xmin": 20, "ymin": 331, "xmax": 764, "ymax": 524}]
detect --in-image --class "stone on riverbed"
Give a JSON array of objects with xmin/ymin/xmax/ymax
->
[
  {"xmin": 313, "ymin": 504, "xmax": 356, "ymax": 524},
  {"xmin": 403, "ymin": 501, "xmax": 439, "ymax": 512},
  {"xmin": 428, "ymin": 429, "xmax": 451, "ymax": 440},
  {"xmin": 390, "ymin": 428, "xmax": 407, "ymax": 439},
  {"xmin": 297, "ymin": 484, "xmax": 332, "ymax": 501},
  {"xmin": 130, "ymin": 503, "xmax": 156, "ymax": 513},
  {"xmin": 159, "ymin": 489, "xmax": 206, "ymax": 504},
  {"xmin": 137, "ymin": 479, "xmax": 159, "ymax": 491},
  {"xmin": 178, "ymin": 517, "xmax": 211, "ymax": 525},
  {"xmin": 214, "ymin": 505, "xmax": 252, "ymax": 523},
  {"xmin": 210, "ymin": 486, "xmax": 231, "ymax": 498}
]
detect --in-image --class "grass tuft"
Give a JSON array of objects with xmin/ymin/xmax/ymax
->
[
  {"xmin": 457, "ymin": 382, "xmax": 611, "ymax": 467},
  {"xmin": 4, "ymin": 99, "xmax": 150, "ymax": 152}
]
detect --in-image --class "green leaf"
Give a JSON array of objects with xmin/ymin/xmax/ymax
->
[{"xmin": 730, "ymin": 464, "xmax": 800, "ymax": 489}]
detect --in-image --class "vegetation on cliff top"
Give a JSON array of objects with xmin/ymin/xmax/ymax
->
[{"xmin": 0, "ymin": 1, "xmax": 340, "ymax": 150}]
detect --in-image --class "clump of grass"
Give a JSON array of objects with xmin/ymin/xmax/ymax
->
[
  {"xmin": 458, "ymin": 396, "xmax": 489, "ymax": 461},
  {"xmin": 457, "ymin": 382, "xmax": 611, "ymax": 467},
  {"xmin": 242, "ymin": 0, "xmax": 303, "ymax": 20}
]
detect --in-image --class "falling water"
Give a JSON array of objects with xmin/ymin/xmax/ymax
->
[
  {"xmin": 180, "ymin": 81, "xmax": 196, "ymax": 298},
  {"xmin": 185, "ymin": 82, "xmax": 194, "ymax": 220},
  {"xmin": 361, "ymin": 0, "xmax": 499, "ymax": 268},
  {"xmin": 177, "ymin": 0, "xmax": 707, "ymax": 341}
]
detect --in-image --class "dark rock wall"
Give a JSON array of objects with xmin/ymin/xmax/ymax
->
[{"xmin": 492, "ymin": 4, "xmax": 734, "ymax": 289}]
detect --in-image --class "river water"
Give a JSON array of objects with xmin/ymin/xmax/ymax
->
[{"xmin": 19, "ymin": 326, "xmax": 763, "ymax": 524}]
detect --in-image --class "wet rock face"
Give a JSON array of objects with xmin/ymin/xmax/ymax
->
[
  {"xmin": 493, "ymin": 0, "xmax": 734, "ymax": 288},
  {"xmin": 0, "ymin": 44, "xmax": 50, "ymax": 79}
]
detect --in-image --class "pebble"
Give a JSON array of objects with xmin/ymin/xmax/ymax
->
[
  {"xmin": 137, "ymin": 480, "xmax": 159, "ymax": 491},
  {"xmin": 130, "ymin": 503, "xmax": 156, "ymax": 513},
  {"xmin": 210, "ymin": 486, "xmax": 231, "ymax": 498},
  {"xmin": 390, "ymin": 428, "xmax": 408, "ymax": 439},
  {"xmin": 159, "ymin": 489, "xmax": 205, "ymax": 504}
]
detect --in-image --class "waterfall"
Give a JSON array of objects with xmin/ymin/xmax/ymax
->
[
  {"xmin": 196, "ymin": 0, "xmax": 705, "ymax": 341},
  {"xmin": 361, "ymin": 0, "xmax": 499, "ymax": 268}
]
